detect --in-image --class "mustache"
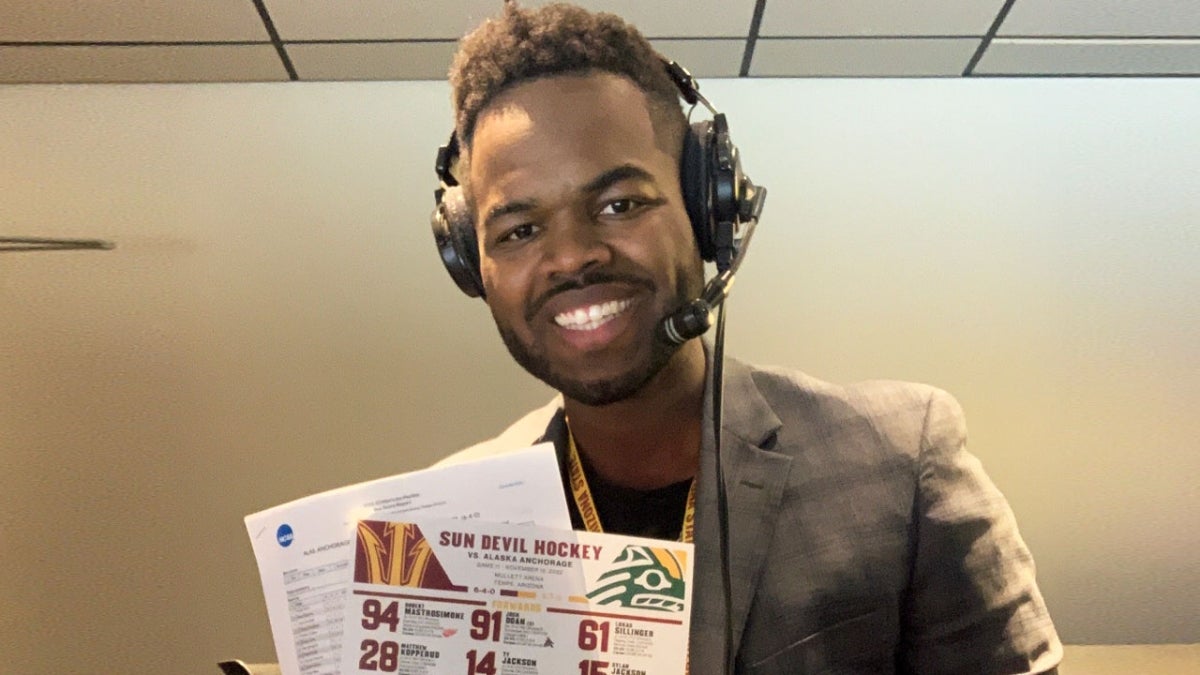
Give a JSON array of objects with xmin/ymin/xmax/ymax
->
[{"xmin": 526, "ymin": 270, "xmax": 656, "ymax": 321}]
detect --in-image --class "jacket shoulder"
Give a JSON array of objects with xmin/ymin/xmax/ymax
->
[{"xmin": 747, "ymin": 364, "xmax": 961, "ymax": 458}]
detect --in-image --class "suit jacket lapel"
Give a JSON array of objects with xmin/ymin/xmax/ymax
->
[
  {"xmin": 689, "ymin": 356, "xmax": 791, "ymax": 674},
  {"xmin": 524, "ymin": 354, "xmax": 792, "ymax": 673},
  {"xmin": 535, "ymin": 406, "xmax": 569, "ymax": 458}
]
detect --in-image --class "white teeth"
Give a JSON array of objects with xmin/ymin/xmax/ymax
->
[{"xmin": 554, "ymin": 299, "xmax": 633, "ymax": 331}]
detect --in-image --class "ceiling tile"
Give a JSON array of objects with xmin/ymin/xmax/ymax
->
[
  {"xmin": 977, "ymin": 39, "xmax": 1200, "ymax": 75},
  {"xmin": 287, "ymin": 42, "xmax": 459, "ymax": 81},
  {"xmin": 760, "ymin": 0, "xmax": 1007, "ymax": 37},
  {"xmin": 0, "ymin": 45, "xmax": 289, "ymax": 84},
  {"xmin": 0, "ymin": 0, "xmax": 269, "ymax": 42},
  {"xmin": 649, "ymin": 39, "xmax": 746, "ymax": 78},
  {"xmin": 750, "ymin": 38, "xmax": 980, "ymax": 77},
  {"xmin": 263, "ymin": 0, "xmax": 756, "ymax": 41},
  {"xmin": 570, "ymin": 0, "xmax": 758, "ymax": 37},
  {"xmin": 1000, "ymin": 0, "xmax": 1200, "ymax": 37},
  {"xmin": 263, "ymin": 0, "xmax": 491, "ymax": 41}
]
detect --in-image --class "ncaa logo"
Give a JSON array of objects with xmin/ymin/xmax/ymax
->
[{"xmin": 277, "ymin": 524, "xmax": 294, "ymax": 547}]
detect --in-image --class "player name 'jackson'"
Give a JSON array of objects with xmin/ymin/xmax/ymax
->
[{"xmin": 439, "ymin": 531, "xmax": 603, "ymax": 560}]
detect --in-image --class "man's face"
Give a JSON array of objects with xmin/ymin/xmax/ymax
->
[{"xmin": 467, "ymin": 72, "xmax": 704, "ymax": 406}]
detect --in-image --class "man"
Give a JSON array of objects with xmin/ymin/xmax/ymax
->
[{"xmin": 435, "ymin": 3, "xmax": 1061, "ymax": 673}]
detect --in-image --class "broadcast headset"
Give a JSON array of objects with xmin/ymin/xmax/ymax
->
[{"xmin": 430, "ymin": 58, "xmax": 766, "ymax": 344}]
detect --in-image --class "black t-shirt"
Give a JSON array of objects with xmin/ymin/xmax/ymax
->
[{"xmin": 562, "ymin": 451, "xmax": 693, "ymax": 541}]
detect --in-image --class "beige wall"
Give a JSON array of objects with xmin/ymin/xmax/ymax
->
[{"xmin": 0, "ymin": 79, "xmax": 1196, "ymax": 672}]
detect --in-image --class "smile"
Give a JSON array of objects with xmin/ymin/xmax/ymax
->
[{"xmin": 553, "ymin": 299, "xmax": 634, "ymax": 331}]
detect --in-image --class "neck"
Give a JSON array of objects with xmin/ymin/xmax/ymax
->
[{"xmin": 564, "ymin": 339, "xmax": 707, "ymax": 490}]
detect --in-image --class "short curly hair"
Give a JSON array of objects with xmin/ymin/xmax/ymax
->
[{"xmin": 449, "ymin": 2, "xmax": 687, "ymax": 157}]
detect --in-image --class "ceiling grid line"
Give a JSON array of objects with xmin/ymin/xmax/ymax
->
[
  {"xmin": 973, "ymin": 71, "xmax": 1200, "ymax": 79},
  {"xmin": 250, "ymin": 0, "xmax": 297, "ymax": 80},
  {"xmin": 0, "ymin": 40, "xmax": 270, "ymax": 47},
  {"xmin": 739, "ymin": 0, "xmax": 768, "ymax": 77},
  {"xmin": 962, "ymin": 0, "xmax": 1019, "ymax": 76},
  {"xmin": 757, "ymin": 35, "xmax": 983, "ymax": 41},
  {"xmin": 999, "ymin": 35, "xmax": 1200, "ymax": 41},
  {"xmin": 284, "ymin": 38, "xmax": 458, "ymax": 45}
]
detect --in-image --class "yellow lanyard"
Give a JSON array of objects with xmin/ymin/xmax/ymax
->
[{"xmin": 566, "ymin": 430, "xmax": 696, "ymax": 543}]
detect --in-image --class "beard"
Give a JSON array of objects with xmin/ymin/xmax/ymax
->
[{"xmin": 495, "ymin": 260, "xmax": 703, "ymax": 407}]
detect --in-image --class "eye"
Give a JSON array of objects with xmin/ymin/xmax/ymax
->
[
  {"xmin": 498, "ymin": 222, "xmax": 538, "ymax": 244},
  {"xmin": 597, "ymin": 198, "xmax": 642, "ymax": 217}
]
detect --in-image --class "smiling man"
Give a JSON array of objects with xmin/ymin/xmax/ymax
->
[
  {"xmin": 434, "ymin": 3, "xmax": 1061, "ymax": 674},
  {"xmin": 468, "ymin": 70, "xmax": 709, "ymax": 493}
]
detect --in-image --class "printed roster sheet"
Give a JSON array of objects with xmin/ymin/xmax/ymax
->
[
  {"xmin": 343, "ymin": 517, "xmax": 694, "ymax": 675},
  {"xmin": 244, "ymin": 445, "xmax": 571, "ymax": 675}
]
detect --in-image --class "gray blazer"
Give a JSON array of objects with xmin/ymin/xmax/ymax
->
[{"xmin": 441, "ymin": 357, "xmax": 1062, "ymax": 674}]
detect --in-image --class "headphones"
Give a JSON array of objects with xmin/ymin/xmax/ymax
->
[{"xmin": 431, "ymin": 58, "xmax": 765, "ymax": 299}]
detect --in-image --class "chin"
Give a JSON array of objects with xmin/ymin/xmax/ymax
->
[
  {"xmin": 499, "ymin": 325, "xmax": 678, "ymax": 407},
  {"xmin": 556, "ymin": 373, "xmax": 654, "ymax": 407},
  {"xmin": 535, "ymin": 354, "xmax": 662, "ymax": 406}
]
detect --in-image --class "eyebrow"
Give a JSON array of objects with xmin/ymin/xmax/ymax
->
[
  {"xmin": 482, "ymin": 163, "xmax": 658, "ymax": 230},
  {"xmin": 581, "ymin": 164, "xmax": 656, "ymax": 195},
  {"xmin": 483, "ymin": 199, "xmax": 537, "ymax": 230}
]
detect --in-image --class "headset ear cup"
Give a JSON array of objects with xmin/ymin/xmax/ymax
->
[
  {"xmin": 430, "ymin": 185, "xmax": 486, "ymax": 298},
  {"xmin": 709, "ymin": 115, "xmax": 742, "ymax": 227},
  {"xmin": 681, "ymin": 121, "xmax": 715, "ymax": 261},
  {"xmin": 704, "ymin": 113, "xmax": 744, "ymax": 271}
]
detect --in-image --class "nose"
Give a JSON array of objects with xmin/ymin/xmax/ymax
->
[{"xmin": 540, "ymin": 215, "xmax": 613, "ymax": 279}]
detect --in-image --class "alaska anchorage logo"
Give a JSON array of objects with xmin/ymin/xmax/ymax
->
[{"xmin": 586, "ymin": 545, "xmax": 688, "ymax": 612}]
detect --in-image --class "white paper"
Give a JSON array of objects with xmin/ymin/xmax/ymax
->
[
  {"xmin": 342, "ymin": 517, "xmax": 694, "ymax": 675},
  {"xmin": 244, "ymin": 444, "xmax": 570, "ymax": 675}
]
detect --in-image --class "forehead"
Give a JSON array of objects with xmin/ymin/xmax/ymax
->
[{"xmin": 466, "ymin": 73, "xmax": 673, "ymax": 207}]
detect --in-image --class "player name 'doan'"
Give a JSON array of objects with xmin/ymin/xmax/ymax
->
[{"xmin": 439, "ymin": 531, "xmax": 604, "ymax": 560}]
